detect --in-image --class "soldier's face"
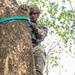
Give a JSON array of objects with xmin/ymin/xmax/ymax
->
[{"xmin": 29, "ymin": 12, "xmax": 39, "ymax": 22}]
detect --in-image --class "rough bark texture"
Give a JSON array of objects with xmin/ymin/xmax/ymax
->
[{"xmin": 0, "ymin": 0, "xmax": 36, "ymax": 75}]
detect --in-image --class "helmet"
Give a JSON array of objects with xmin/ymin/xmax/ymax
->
[{"xmin": 29, "ymin": 5, "xmax": 41, "ymax": 14}]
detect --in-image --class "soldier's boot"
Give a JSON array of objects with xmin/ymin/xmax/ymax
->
[
  {"xmin": 36, "ymin": 70, "xmax": 42, "ymax": 75},
  {"xmin": 34, "ymin": 50, "xmax": 46, "ymax": 75}
]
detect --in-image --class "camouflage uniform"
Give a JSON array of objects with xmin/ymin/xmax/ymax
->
[
  {"xmin": 29, "ymin": 5, "xmax": 48, "ymax": 75},
  {"xmin": 31, "ymin": 23, "xmax": 48, "ymax": 75}
]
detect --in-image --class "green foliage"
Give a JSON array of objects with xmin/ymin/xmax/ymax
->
[{"xmin": 49, "ymin": 52, "xmax": 59, "ymax": 67}]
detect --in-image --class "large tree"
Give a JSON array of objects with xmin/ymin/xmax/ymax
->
[{"xmin": 0, "ymin": 0, "xmax": 36, "ymax": 75}]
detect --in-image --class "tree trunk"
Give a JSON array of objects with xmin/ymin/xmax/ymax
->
[{"xmin": 0, "ymin": 0, "xmax": 36, "ymax": 75}]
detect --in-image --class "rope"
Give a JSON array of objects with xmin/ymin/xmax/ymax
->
[{"xmin": 0, "ymin": 16, "xmax": 32, "ymax": 25}]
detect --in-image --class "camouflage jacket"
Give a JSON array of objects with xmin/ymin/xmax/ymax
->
[{"xmin": 30, "ymin": 22, "xmax": 48, "ymax": 45}]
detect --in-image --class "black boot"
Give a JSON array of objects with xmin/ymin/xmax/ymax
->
[{"xmin": 36, "ymin": 70, "xmax": 43, "ymax": 75}]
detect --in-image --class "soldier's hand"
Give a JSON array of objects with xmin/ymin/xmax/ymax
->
[
  {"xmin": 30, "ymin": 23, "xmax": 36, "ymax": 30},
  {"xmin": 19, "ymin": 4, "xmax": 30, "ymax": 11},
  {"xmin": 19, "ymin": 4, "xmax": 30, "ymax": 16}
]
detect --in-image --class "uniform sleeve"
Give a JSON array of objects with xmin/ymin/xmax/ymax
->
[{"xmin": 35, "ymin": 24, "xmax": 48, "ymax": 41}]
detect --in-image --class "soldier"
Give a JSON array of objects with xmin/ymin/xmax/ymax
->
[{"xmin": 29, "ymin": 5, "xmax": 48, "ymax": 75}]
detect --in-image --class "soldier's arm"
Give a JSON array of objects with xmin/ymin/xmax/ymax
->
[{"xmin": 35, "ymin": 24, "xmax": 48, "ymax": 41}]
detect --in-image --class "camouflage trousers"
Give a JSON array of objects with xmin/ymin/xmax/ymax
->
[{"xmin": 33, "ymin": 44, "xmax": 46, "ymax": 75}]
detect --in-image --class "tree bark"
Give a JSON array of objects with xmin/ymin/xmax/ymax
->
[{"xmin": 0, "ymin": 0, "xmax": 36, "ymax": 75}]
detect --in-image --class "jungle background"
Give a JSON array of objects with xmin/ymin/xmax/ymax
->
[{"xmin": 17, "ymin": 0, "xmax": 75, "ymax": 75}]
